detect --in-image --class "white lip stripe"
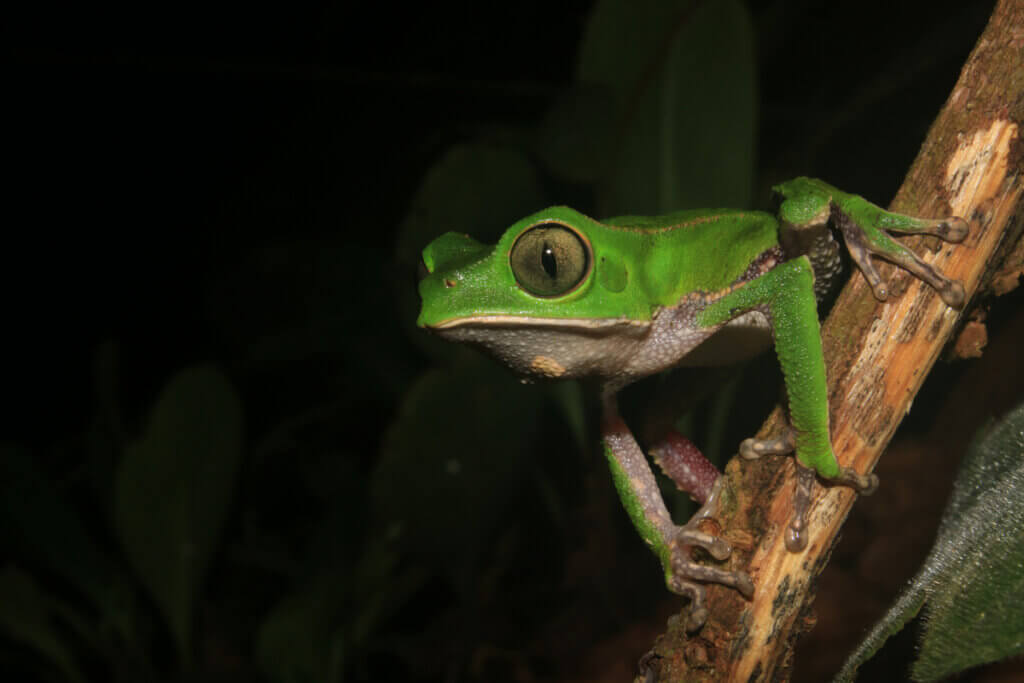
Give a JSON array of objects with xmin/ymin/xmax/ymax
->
[{"xmin": 431, "ymin": 315, "xmax": 650, "ymax": 331}]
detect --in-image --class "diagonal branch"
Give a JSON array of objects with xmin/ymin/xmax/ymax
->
[{"xmin": 647, "ymin": 0, "xmax": 1024, "ymax": 679}]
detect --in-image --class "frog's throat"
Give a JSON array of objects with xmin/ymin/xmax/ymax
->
[{"xmin": 426, "ymin": 316, "xmax": 650, "ymax": 381}]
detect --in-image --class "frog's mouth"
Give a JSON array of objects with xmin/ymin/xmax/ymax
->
[
  {"xmin": 428, "ymin": 315, "xmax": 647, "ymax": 331},
  {"xmin": 427, "ymin": 316, "xmax": 649, "ymax": 380}
]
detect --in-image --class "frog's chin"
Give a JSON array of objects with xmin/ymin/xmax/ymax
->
[{"xmin": 428, "ymin": 316, "xmax": 648, "ymax": 380}]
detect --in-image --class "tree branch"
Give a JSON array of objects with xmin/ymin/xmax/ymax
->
[{"xmin": 646, "ymin": 0, "xmax": 1024, "ymax": 679}]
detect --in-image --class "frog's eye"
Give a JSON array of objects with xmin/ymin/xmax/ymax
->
[{"xmin": 510, "ymin": 223, "xmax": 590, "ymax": 297}]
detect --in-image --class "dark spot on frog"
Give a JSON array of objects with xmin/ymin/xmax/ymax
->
[
  {"xmin": 597, "ymin": 254, "xmax": 628, "ymax": 293},
  {"xmin": 444, "ymin": 278, "xmax": 456, "ymax": 288}
]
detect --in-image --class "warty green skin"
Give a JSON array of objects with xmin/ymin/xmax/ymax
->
[
  {"xmin": 417, "ymin": 176, "xmax": 967, "ymax": 630},
  {"xmin": 418, "ymin": 205, "xmax": 778, "ymax": 326}
]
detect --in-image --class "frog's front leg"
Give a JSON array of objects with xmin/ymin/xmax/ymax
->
[
  {"xmin": 700, "ymin": 257, "xmax": 879, "ymax": 552},
  {"xmin": 601, "ymin": 393, "xmax": 754, "ymax": 631}
]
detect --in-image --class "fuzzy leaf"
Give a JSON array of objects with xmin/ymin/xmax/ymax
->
[
  {"xmin": 835, "ymin": 403, "xmax": 1024, "ymax": 681},
  {"xmin": 114, "ymin": 365, "xmax": 243, "ymax": 666},
  {"xmin": 375, "ymin": 357, "xmax": 546, "ymax": 591},
  {"xmin": 0, "ymin": 566, "xmax": 84, "ymax": 683},
  {"xmin": 577, "ymin": 0, "xmax": 755, "ymax": 214}
]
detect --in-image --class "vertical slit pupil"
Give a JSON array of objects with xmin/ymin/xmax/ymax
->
[{"xmin": 541, "ymin": 243, "xmax": 557, "ymax": 279}]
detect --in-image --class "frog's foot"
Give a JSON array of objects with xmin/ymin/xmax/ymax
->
[
  {"xmin": 668, "ymin": 508, "xmax": 755, "ymax": 631},
  {"xmin": 741, "ymin": 431, "xmax": 813, "ymax": 550},
  {"xmin": 775, "ymin": 179, "xmax": 967, "ymax": 307},
  {"xmin": 649, "ymin": 428, "xmax": 757, "ymax": 606},
  {"xmin": 740, "ymin": 430, "xmax": 878, "ymax": 551},
  {"xmin": 787, "ymin": 462, "xmax": 878, "ymax": 550},
  {"xmin": 833, "ymin": 208, "xmax": 967, "ymax": 309}
]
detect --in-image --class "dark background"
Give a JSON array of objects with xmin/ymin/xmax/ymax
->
[{"xmin": 5, "ymin": 1, "xmax": 1019, "ymax": 681}]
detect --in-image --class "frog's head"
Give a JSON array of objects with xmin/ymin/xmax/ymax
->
[{"xmin": 417, "ymin": 208, "xmax": 648, "ymax": 380}]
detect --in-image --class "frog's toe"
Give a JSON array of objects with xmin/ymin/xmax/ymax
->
[
  {"xmin": 671, "ymin": 582, "xmax": 709, "ymax": 632},
  {"xmin": 675, "ymin": 525, "xmax": 731, "ymax": 561},
  {"xmin": 840, "ymin": 229, "xmax": 892, "ymax": 301},
  {"xmin": 785, "ymin": 464, "xmax": 816, "ymax": 552},
  {"xmin": 856, "ymin": 236, "xmax": 964, "ymax": 307},
  {"xmin": 685, "ymin": 609, "xmax": 708, "ymax": 634},
  {"xmin": 886, "ymin": 214, "xmax": 970, "ymax": 242},
  {"xmin": 851, "ymin": 251, "xmax": 890, "ymax": 301},
  {"xmin": 902, "ymin": 258, "xmax": 966, "ymax": 308},
  {"xmin": 669, "ymin": 557, "xmax": 755, "ymax": 599},
  {"xmin": 830, "ymin": 466, "xmax": 879, "ymax": 495},
  {"xmin": 837, "ymin": 208, "xmax": 967, "ymax": 308},
  {"xmin": 665, "ymin": 523, "xmax": 754, "ymax": 631},
  {"xmin": 936, "ymin": 216, "xmax": 969, "ymax": 242},
  {"xmin": 740, "ymin": 429, "xmax": 796, "ymax": 460},
  {"xmin": 939, "ymin": 279, "xmax": 966, "ymax": 309},
  {"xmin": 728, "ymin": 569, "xmax": 755, "ymax": 600},
  {"xmin": 785, "ymin": 520, "xmax": 807, "ymax": 552},
  {"xmin": 667, "ymin": 567, "xmax": 753, "ymax": 631}
]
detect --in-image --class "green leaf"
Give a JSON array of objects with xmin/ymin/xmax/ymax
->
[
  {"xmin": 834, "ymin": 403, "xmax": 1024, "ymax": 681},
  {"xmin": 577, "ymin": 0, "xmax": 756, "ymax": 214},
  {"xmin": 113, "ymin": 365, "xmax": 243, "ymax": 667},
  {"xmin": 205, "ymin": 239, "xmax": 415, "ymax": 407},
  {"xmin": 833, "ymin": 587, "xmax": 929, "ymax": 683},
  {"xmin": 911, "ymin": 406, "xmax": 1024, "ymax": 680},
  {"xmin": 255, "ymin": 574, "xmax": 346, "ymax": 683},
  {"xmin": 0, "ymin": 446, "xmax": 117, "ymax": 619},
  {"xmin": 255, "ymin": 522, "xmax": 430, "ymax": 682},
  {"xmin": 375, "ymin": 356, "xmax": 547, "ymax": 591},
  {"xmin": 0, "ymin": 566, "xmax": 85, "ymax": 683},
  {"xmin": 535, "ymin": 85, "xmax": 618, "ymax": 185}
]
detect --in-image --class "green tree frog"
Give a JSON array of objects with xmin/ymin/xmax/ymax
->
[{"xmin": 416, "ymin": 177, "xmax": 966, "ymax": 630}]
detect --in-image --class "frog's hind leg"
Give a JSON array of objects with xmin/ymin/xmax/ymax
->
[
  {"xmin": 601, "ymin": 396, "xmax": 753, "ymax": 631},
  {"xmin": 649, "ymin": 430, "xmax": 718, "ymax": 506}
]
